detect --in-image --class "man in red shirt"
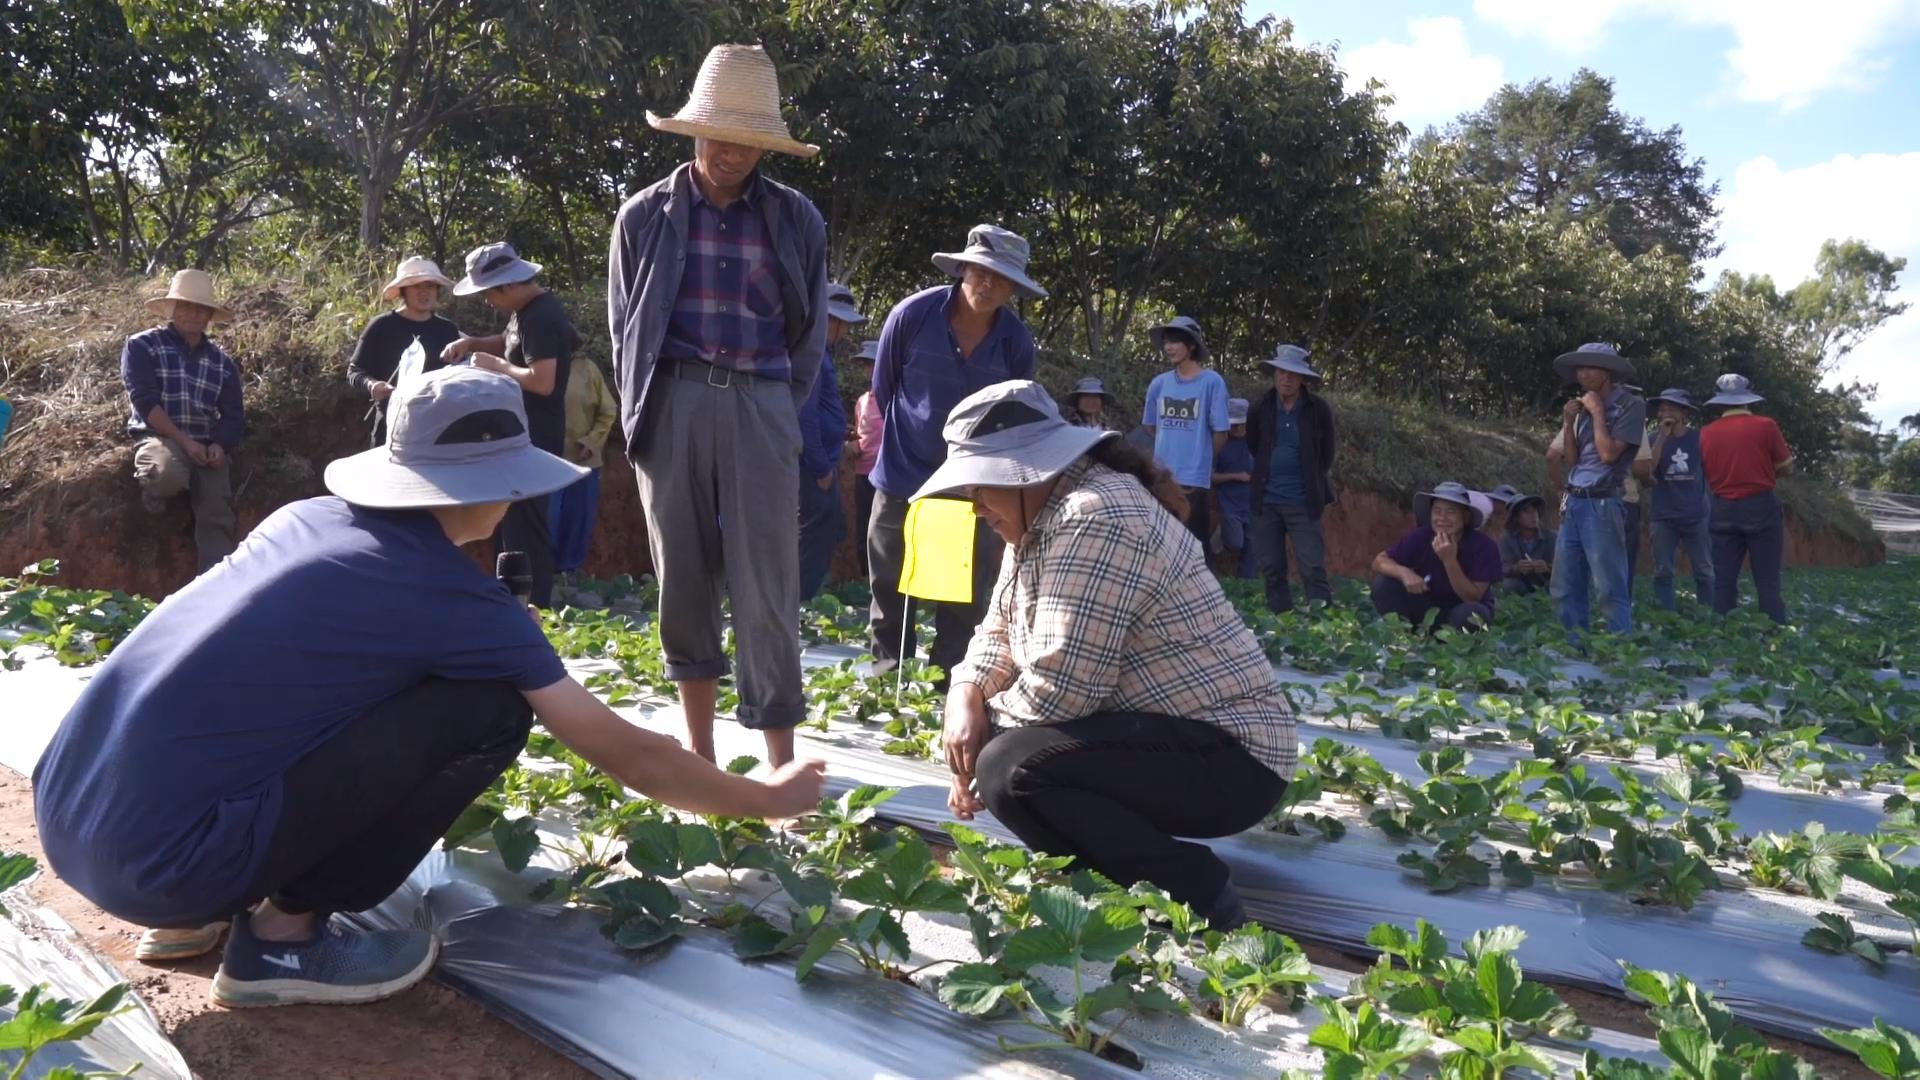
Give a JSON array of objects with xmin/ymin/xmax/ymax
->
[{"xmin": 1699, "ymin": 373, "xmax": 1793, "ymax": 624}]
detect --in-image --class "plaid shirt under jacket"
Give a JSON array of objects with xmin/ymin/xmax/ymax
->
[
  {"xmin": 953, "ymin": 459, "xmax": 1298, "ymax": 779},
  {"xmin": 121, "ymin": 325, "xmax": 245, "ymax": 447}
]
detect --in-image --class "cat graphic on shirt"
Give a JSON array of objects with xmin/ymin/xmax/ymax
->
[{"xmin": 1159, "ymin": 396, "xmax": 1200, "ymax": 429}]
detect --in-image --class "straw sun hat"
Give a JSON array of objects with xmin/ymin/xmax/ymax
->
[
  {"xmin": 145, "ymin": 269, "xmax": 233, "ymax": 323},
  {"xmin": 647, "ymin": 44, "xmax": 819, "ymax": 158},
  {"xmin": 381, "ymin": 256, "xmax": 456, "ymax": 302}
]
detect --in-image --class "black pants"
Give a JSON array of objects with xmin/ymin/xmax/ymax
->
[
  {"xmin": 867, "ymin": 489, "xmax": 1001, "ymax": 682},
  {"xmin": 498, "ymin": 494, "xmax": 555, "ymax": 608},
  {"xmin": 1181, "ymin": 487, "xmax": 1211, "ymax": 552},
  {"xmin": 1711, "ymin": 492, "xmax": 1786, "ymax": 624},
  {"xmin": 206, "ymin": 678, "xmax": 532, "ymax": 923},
  {"xmin": 853, "ymin": 475, "xmax": 877, "ymax": 576},
  {"xmin": 974, "ymin": 712, "xmax": 1285, "ymax": 924},
  {"xmin": 1371, "ymin": 575, "xmax": 1492, "ymax": 632}
]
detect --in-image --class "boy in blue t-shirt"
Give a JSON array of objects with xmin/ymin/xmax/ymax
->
[
  {"xmin": 1212, "ymin": 398, "xmax": 1256, "ymax": 578},
  {"xmin": 1141, "ymin": 315, "xmax": 1230, "ymax": 548}
]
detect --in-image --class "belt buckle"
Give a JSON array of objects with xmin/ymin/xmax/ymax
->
[{"xmin": 706, "ymin": 363, "xmax": 732, "ymax": 389}]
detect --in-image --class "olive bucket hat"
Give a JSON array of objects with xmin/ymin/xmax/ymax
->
[{"xmin": 913, "ymin": 380, "xmax": 1116, "ymax": 501}]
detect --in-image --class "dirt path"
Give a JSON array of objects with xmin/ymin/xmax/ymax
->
[{"xmin": 0, "ymin": 769, "xmax": 595, "ymax": 1080}]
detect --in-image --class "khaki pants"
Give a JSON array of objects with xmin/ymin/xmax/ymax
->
[{"xmin": 134, "ymin": 437, "xmax": 237, "ymax": 573}]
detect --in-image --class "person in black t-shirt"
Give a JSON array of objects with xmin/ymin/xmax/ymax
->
[
  {"xmin": 348, "ymin": 256, "xmax": 464, "ymax": 445},
  {"xmin": 443, "ymin": 242, "xmax": 580, "ymax": 607}
]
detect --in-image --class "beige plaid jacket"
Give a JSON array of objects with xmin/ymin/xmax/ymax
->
[{"xmin": 952, "ymin": 459, "xmax": 1297, "ymax": 779}]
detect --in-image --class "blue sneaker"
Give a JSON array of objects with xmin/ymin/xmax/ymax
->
[{"xmin": 211, "ymin": 912, "xmax": 438, "ymax": 1008}]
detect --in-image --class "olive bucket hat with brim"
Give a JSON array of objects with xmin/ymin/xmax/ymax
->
[
  {"xmin": 826, "ymin": 282, "xmax": 866, "ymax": 325},
  {"xmin": 912, "ymin": 380, "xmax": 1117, "ymax": 502},
  {"xmin": 933, "ymin": 224, "xmax": 1047, "ymax": 300},
  {"xmin": 452, "ymin": 242, "xmax": 541, "ymax": 296},
  {"xmin": 1414, "ymin": 480, "xmax": 1486, "ymax": 531},
  {"xmin": 326, "ymin": 367, "xmax": 588, "ymax": 509},
  {"xmin": 1148, "ymin": 316, "xmax": 1209, "ymax": 362}
]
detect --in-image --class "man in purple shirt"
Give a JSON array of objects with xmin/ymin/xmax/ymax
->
[
  {"xmin": 122, "ymin": 269, "xmax": 245, "ymax": 574},
  {"xmin": 606, "ymin": 45, "xmax": 829, "ymax": 768},
  {"xmin": 1370, "ymin": 481, "xmax": 1503, "ymax": 632},
  {"xmin": 867, "ymin": 225, "xmax": 1041, "ymax": 685}
]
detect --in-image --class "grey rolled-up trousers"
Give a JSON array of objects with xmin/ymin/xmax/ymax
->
[{"xmin": 631, "ymin": 368, "xmax": 805, "ymax": 730}]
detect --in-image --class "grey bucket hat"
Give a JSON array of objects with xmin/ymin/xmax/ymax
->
[
  {"xmin": 1263, "ymin": 344, "xmax": 1320, "ymax": 379},
  {"xmin": 933, "ymin": 224, "xmax": 1047, "ymax": 300},
  {"xmin": 1487, "ymin": 483, "xmax": 1524, "ymax": 505},
  {"xmin": 912, "ymin": 380, "xmax": 1117, "ymax": 501},
  {"xmin": 1228, "ymin": 398, "xmax": 1249, "ymax": 425},
  {"xmin": 452, "ymin": 241, "xmax": 541, "ymax": 296},
  {"xmin": 854, "ymin": 339, "xmax": 881, "ymax": 363},
  {"xmin": 1148, "ymin": 316, "xmax": 1209, "ymax": 362},
  {"xmin": 1414, "ymin": 480, "xmax": 1486, "ymax": 531},
  {"xmin": 1650, "ymin": 387, "xmax": 1700, "ymax": 412},
  {"xmin": 325, "ymin": 367, "xmax": 588, "ymax": 508},
  {"xmin": 1506, "ymin": 492, "xmax": 1546, "ymax": 515},
  {"xmin": 1069, "ymin": 376, "xmax": 1112, "ymax": 400},
  {"xmin": 1705, "ymin": 373, "xmax": 1764, "ymax": 407},
  {"xmin": 1552, "ymin": 342, "xmax": 1636, "ymax": 383},
  {"xmin": 826, "ymin": 282, "xmax": 866, "ymax": 325}
]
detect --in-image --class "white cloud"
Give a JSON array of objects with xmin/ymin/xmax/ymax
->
[
  {"xmin": 1708, "ymin": 152, "xmax": 1920, "ymax": 429},
  {"xmin": 1472, "ymin": 0, "xmax": 1920, "ymax": 109},
  {"xmin": 1341, "ymin": 17, "xmax": 1506, "ymax": 128}
]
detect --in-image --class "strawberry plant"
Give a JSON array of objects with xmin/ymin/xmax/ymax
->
[
  {"xmin": 943, "ymin": 823, "xmax": 1075, "ymax": 958},
  {"xmin": 1801, "ymin": 912, "xmax": 1886, "ymax": 967},
  {"xmin": 1191, "ymin": 925, "xmax": 1315, "ymax": 1026},
  {"xmin": 1818, "ymin": 1019, "xmax": 1920, "ymax": 1079},
  {"xmin": 0, "ymin": 559, "xmax": 154, "ymax": 669},
  {"xmin": 936, "ymin": 886, "xmax": 1185, "ymax": 1066},
  {"xmin": 0, "ymin": 981, "xmax": 139, "ymax": 1079},
  {"xmin": 799, "ymin": 784, "xmax": 899, "ymax": 875},
  {"xmin": 1742, "ymin": 823, "xmax": 1869, "ymax": 900},
  {"xmin": 1285, "ymin": 993, "xmax": 1431, "ymax": 1079},
  {"xmin": 0, "ymin": 852, "xmax": 37, "ymax": 918},
  {"xmin": 1577, "ymin": 963, "xmax": 1819, "ymax": 1079}
]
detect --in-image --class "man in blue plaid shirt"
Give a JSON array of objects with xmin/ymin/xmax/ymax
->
[{"xmin": 122, "ymin": 270, "xmax": 245, "ymax": 573}]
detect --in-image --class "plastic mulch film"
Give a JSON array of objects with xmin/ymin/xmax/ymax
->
[{"xmin": 0, "ymin": 903, "xmax": 189, "ymax": 1079}]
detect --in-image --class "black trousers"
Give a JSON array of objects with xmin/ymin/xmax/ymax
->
[
  {"xmin": 1711, "ymin": 492, "xmax": 1787, "ymax": 624},
  {"xmin": 1371, "ymin": 575, "xmax": 1492, "ymax": 632},
  {"xmin": 973, "ymin": 712, "xmax": 1285, "ymax": 924},
  {"xmin": 193, "ymin": 678, "xmax": 532, "ymax": 924},
  {"xmin": 498, "ymin": 493, "xmax": 556, "ymax": 608},
  {"xmin": 867, "ymin": 489, "xmax": 1001, "ymax": 682},
  {"xmin": 853, "ymin": 475, "xmax": 877, "ymax": 576},
  {"xmin": 1181, "ymin": 487, "xmax": 1212, "ymax": 552}
]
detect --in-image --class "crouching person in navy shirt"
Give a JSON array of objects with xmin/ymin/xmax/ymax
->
[
  {"xmin": 33, "ymin": 368, "xmax": 825, "ymax": 1008},
  {"xmin": 1371, "ymin": 481, "xmax": 1504, "ymax": 632}
]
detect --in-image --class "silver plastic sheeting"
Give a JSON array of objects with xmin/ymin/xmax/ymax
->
[{"xmin": 0, "ymin": 904, "xmax": 189, "ymax": 1079}]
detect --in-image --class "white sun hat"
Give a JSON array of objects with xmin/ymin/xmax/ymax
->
[
  {"xmin": 647, "ymin": 44, "xmax": 819, "ymax": 158},
  {"xmin": 325, "ymin": 367, "xmax": 587, "ymax": 508},
  {"xmin": 381, "ymin": 256, "xmax": 456, "ymax": 301}
]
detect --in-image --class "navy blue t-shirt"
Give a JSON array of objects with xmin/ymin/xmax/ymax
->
[
  {"xmin": 1214, "ymin": 437, "xmax": 1253, "ymax": 519},
  {"xmin": 32, "ymin": 497, "xmax": 567, "ymax": 925},
  {"xmin": 1264, "ymin": 402, "xmax": 1307, "ymax": 505},
  {"xmin": 1650, "ymin": 429, "xmax": 1709, "ymax": 524}
]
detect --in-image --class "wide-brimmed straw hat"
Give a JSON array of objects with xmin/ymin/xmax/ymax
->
[
  {"xmin": 1650, "ymin": 387, "xmax": 1700, "ymax": 412},
  {"xmin": 1414, "ymin": 480, "xmax": 1486, "ymax": 531},
  {"xmin": 647, "ymin": 44, "xmax": 818, "ymax": 158},
  {"xmin": 1705, "ymin": 373, "xmax": 1764, "ymax": 407},
  {"xmin": 826, "ymin": 282, "xmax": 866, "ymax": 325},
  {"xmin": 1069, "ymin": 377, "xmax": 1112, "ymax": 400},
  {"xmin": 1264, "ymin": 344, "xmax": 1320, "ymax": 379},
  {"xmin": 145, "ymin": 269, "xmax": 233, "ymax": 323},
  {"xmin": 1553, "ymin": 342, "xmax": 1636, "ymax": 383},
  {"xmin": 453, "ymin": 242, "xmax": 541, "ymax": 296},
  {"xmin": 1228, "ymin": 398, "xmax": 1250, "ymax": 425},
  {"xmin": 325, "ymin": 367, "xmax": 587, "ymax": 509},
  {"xmin": 382, "ymin": 256, "xmax": 456, "ymax": 302},
  {"xmin": 933, "ymin": 224, "xmax": 1047, "ymax": 300},
  {"xmin": 1148, "ymin": 316, "xmax": 1209, "ymax": 362},
  {"xmin": 913, "ymin": 380, "xmax": 1116, "ymax": 501}
]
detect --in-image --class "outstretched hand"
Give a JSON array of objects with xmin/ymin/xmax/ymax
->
[{"xmin": 761, "ymin": 759, "xmax": 828, "ymax": 819}]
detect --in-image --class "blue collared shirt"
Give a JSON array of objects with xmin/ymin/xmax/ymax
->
[
  {"xmin": 869, "ymin": 284, "xmax": 1036, "ymax": 498},
  {"xmin": 121, "ymin": 325, "xmax": 246, "ymax": 447},
  {"xmin": 661, "ymin": 176, "xmax": 791, "ymax": 380},
  {"xmin": 1568, "ymin": 386, "xmax": 1646, "ymax": 490}
]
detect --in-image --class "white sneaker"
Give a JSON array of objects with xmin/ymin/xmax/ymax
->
[{"xmin": 136, "ymin": 922, "xmax": 228, "ymax": 961}]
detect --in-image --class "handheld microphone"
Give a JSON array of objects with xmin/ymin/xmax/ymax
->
[{"xmin": 496, "ymin": 551, "xmax": 533, "ymax": 605}]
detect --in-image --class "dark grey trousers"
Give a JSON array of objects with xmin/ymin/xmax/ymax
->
[{"xmin": 631, "ymin": 370, "xmax": 805, "ymax": 729}]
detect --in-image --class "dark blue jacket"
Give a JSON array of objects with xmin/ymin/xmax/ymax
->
[{"xmin": 799, "ymin": 352, "xmax": 846, "ymax": 479}]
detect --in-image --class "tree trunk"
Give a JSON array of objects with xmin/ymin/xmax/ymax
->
[{"xmin": 360, "ymin": 168, "xmax": 391, "ymax": 250}]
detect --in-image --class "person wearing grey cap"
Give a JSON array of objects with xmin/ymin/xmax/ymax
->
[
  {"xmin": 31, "ymin": 367, "xmax": 826, "ymax": 1008},
  {"xmin": 1497, "ymin": 493, "xmax": 1556, "ymax": 595},
  {"xmin": 1245, "ymin": 344, "xmax": 1336, "ymax": 613},
  {"xmin": 606, "ymin": 44, "xmax": 830, "ymax": 767},
  {"xmin": 797, "ymin": 283, "xmax": 864, "ymax": 601},
  {"xmin": 441, "ymin": 241, "xmax": 580, "ymax": 609},
  {"xmin": 1634, "ymin": 388, "xmax": 1713, "ymax": 611},
  {"xmin": 1544, "ymin": 342, "xmax": 1645, "ymax": 634},
  {"xmin": 867, "ymin": 224, "xmax": 1041, "ymax": 686},
  {"xmin": 1142, "ymin": 315, "xmax": 1230, "ymax": 549},
  {"xmin": 1213, "ymin": 397, "xmax": 1257, "ymax": 578},
  {"xmin": 1700, "ymin": 374, "xmax": 1793, "ymax": 624},
  {"xmin": 928, "ymin": 380, "xmax": 1295, "ymax": 929},
  {"xmin": 1065, "ymin": 376, "xmax": 1115, "ymax": 431}
]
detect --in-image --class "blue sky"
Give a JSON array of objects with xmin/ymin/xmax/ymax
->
[{"xmin": 1251, "ymin": 0, "xmax": 1920, "ymax": 431}]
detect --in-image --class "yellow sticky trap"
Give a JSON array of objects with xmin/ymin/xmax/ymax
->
[{"xmin": 899, "ymin": 497, "xmax": 976, "ymax": 603}]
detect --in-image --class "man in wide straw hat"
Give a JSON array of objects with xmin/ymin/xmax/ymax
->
[
  {"xmin": 1544, "ymin": 342, "xmax": 1646, "ymax": 634},
  {"xmin": 122, "ymin": 268, "xmax": 246, "ymax": 573},
  {"xmin": 35, "ymin": 367, "xmax": 826, "ymax": 1007},
  {"xmin": 608, "ymin": 43, "xmax": 828, "ymax": 767},
  {"xmin": 866, "ymin": 224, "xmax": 1042, "ymax": 687}
]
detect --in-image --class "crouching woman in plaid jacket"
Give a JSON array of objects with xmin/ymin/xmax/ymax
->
[{"xmin": 922, "ymin": 380, "xmax": 1297, "ymax": 929}]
